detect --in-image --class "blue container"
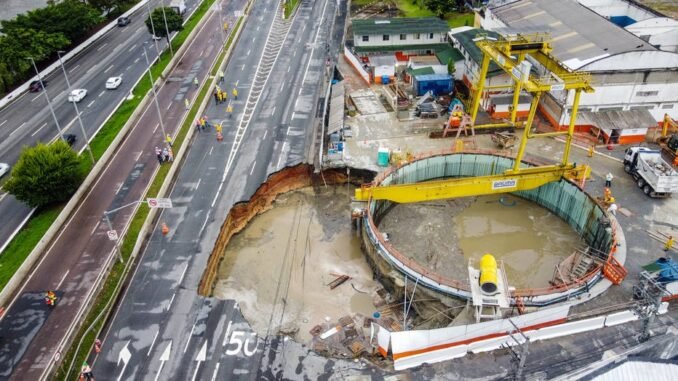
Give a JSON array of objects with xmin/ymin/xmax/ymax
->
[
  {"xmin": 382, "ymin": 75, "xmax": 390, "ymax": 85},
  {"xmin": 377, "ymin": 148, "xmax": 390, "ymax": 167},
  {"xmin": 413, "ymin": 74, "xmax": 453, "ymax": 96}
]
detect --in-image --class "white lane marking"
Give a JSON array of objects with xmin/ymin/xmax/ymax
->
[
  {"xmin": 279, "ymin": 82, "xmax": 284, "ymax": 92},
  {"xmin": 287, "ymin": 66, "xmax": 290, "ymax": 73},
  {"xmin": 252, "ymin": 37, "xmax": 256, "ymax": 43},
  {"xmin": 211, "ymin": 363, "xmax": 220, "ymax": 381},
  {"xmin": 208, "ymin": 146, "xmax": 214, "ymax": 155},
  {"xmin": 222, "ymin": 321, "xmax": 232, "ymax": 346},
  {"xmin": 31, "ymin": 93, "xmax": 43, "ymax": 102},
  {"xmin": 211, "ymin": 191, "xmax": 219, "ymax": 208},
  {"xmin": 104, "ymin": 64, "xmax": 114, "ymax": 73},
  {"xmin": 293, "ymin": 50, "xmax": 296, "ymax": 57},
  {"xmin": 97, "ymin": 42, "xmax": 108, "ymax": 51},
  {"xmin": 166, "ymin": 292, "xmax": 176, "ymax": 311},
  {"xmin": 199, "ymin": 50, "xmax": 204, "ymax": 57},
  {"xmin": 153, "ymin": 123, "xmax": 159, "ymax": 133},
  {"xmin": 199, "ymin": 212, "xmax": 210, "ymax": 238},
  {"xmin": 271, "ymin": 106, "xmax": 276, "ymax": 116},
  {"xmin": 87, "ymin": 100, "xmax": 95, "ymax": 108},
  {"xmin": 241, "ymin": 65, "xmax": 245, "ymax": 71},
  {"xmin": 99, "ymin": 91, "xmax": 106, "ymax": 97},
  {"xmin": 69, "ymin": 64, "xmax": 80, "ymax": 73},
  {"xmin": 9, "ymin": 123, "xmax": 24, "ymax": 136},
  {"xmin": 86, "ymin": 64, "xmax": 98, "ymax": 74},
  {"xmin": 277, "ymin": 142, "xmax": 287, "ymax": 168},
  {"xmin": 166, "ymin": 102, "xmax": 172, "ymax": 110},
  {"xmin": 194, "ymin": 178, "xmax": 201, "ymax": 191},
  {"xmin": 179, "ymin": 263, "xmax": 188, "ymax": 284},
  {"xmin": 286, "ymin": 126, "xmax": 291, "ymax": 135},
  {"xmin": 235, "ymin": 80, "xmax": 239, "ymax": 87},
  {"xmin": 250, "ymin": 161, "xmax": 256, "ymax": 175},
  {"xmin": 148, "ymin": 329, "xmax": 159, "ymax": 356},
  {"xmin": 128, "ymin": 43, "xmax": 137, "ymax": 52},
  {"xmin": 295, "ymin": 99, "xmax": 299, "ymax": 108},
  {"xmin": 257, "ymin": 26, "xmax": 260, "ymax": 31},
  {"xmin": 115, "ymin": 182, "xmax": 124, "ymax": 194},
  {"xmin": 262, "ymin": 130, "xmax": 267, "ymax": 140},
  {"xmin": 184, "ymin": 325, "xmax": 196, "ymax": 353},
  {"xmin": 134, "ymin": 57, "xmax": 140, "ymax": 64},
  {"xmin": 247, "ymin": 49, "xmax": 251, "ymax": 56},
  {"xmin": 0, "ymin": 120, "xmax": 6, "ymax": 127},
  {"xmin": 126, "ymin": 65, "xmax": 132, "ymax": 71},
  {"xmin": 31, "ymin": 123, "xmax": 47, "ymax": 137},
  {"xmin": 135, "ymin": 151, "xmax": 143, "ymax": 161},
  {"xmin": 298, "ymin": 88, "xmax": 302, "ymax": 96},
  {"xmin": 56, "ymin": 270, "xmax": 70, "ymax": 289},
  {"xmin": 90, "ymin": 221, "xmax": 101, "ymax": 236},
  {"xmin": 291, "ymin": 112, "xmax": 295, "ymax": 120}
]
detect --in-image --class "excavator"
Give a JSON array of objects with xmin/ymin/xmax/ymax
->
[{"xmin": 657, "ymin": 114, "xmax": 678, "ymax": 166}]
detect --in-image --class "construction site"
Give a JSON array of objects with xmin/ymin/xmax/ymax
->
[{"xmin": 197, "ymin": 8, "xmax": 678, "ymax": 376}]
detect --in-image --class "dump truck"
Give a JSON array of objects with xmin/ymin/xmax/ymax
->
[
  {"xmin": 623, "ymin": 147, "xmax": 678, "ymax": 197},
  {"xmin": 169, "ymin": 0, "xmax": 186, "ymax": 15}
]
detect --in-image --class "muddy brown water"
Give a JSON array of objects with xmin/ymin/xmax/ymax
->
[
  {"xmin": 213, "ymin": 186, "xmax": 378, "ymax": 342},
  {"xmin": 378, "ymin": 194, "xmax": 583, "ymax": 289}
]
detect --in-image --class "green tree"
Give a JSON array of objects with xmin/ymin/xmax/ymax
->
[
  {"xmin": 3, "ymin": 141, "xmax": 85, "ymax": 209},
  {"xmin": 447, "ymin": 58, "xmax": 456, "ymax": 76},
  {"xmin": 145, "ymin": 7, "xmax": 183, "ymax": 45},
  {"xmin": 1, "ymin": 0, "xmax": 102, "ymax": 43}
]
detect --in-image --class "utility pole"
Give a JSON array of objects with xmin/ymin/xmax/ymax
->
[
  {"xmin": 56, "ymin": 51, "xmax": 96, "ymax": 165},
  {"xmin": 28, "ymin": 57, "xmax": 65, "ymax": 141},
  {"xmin": 160, "ymin": 0, "xmax": 175, "ymax": 57},
  {"xmin": 632, "ymin": 271, "xmax": 665, "ymax": 342},
  {"xmin": 502, "ymin": 319, "xmax": 529, "ymax": 380},
  {"xmin": 142, "ymin": 44, "xmax": 168, "ymax": 141},
  {"xmin": 145, "ymin": 1, "xmax": 161, "ymax": 56}
]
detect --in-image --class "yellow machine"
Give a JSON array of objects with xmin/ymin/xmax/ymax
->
[
  {"xmin": 356, "ymin": 34, "xmax": 594, "ymax": 203},
  {"xmin": 479, "ymin": 254, "xmax": 498, "ymax": 294}
]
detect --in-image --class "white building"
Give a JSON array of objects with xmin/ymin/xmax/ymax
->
[
  {"xmin": 478, "ymin": 0, "xmax": 678, "ymax": 137},
  {"xmin": 352, "ymin": 17, "xmax": 449, "ymax": 52}
]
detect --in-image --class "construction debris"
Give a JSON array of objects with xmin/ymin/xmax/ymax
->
[{"xmin": 328, "ymin": 274, "xmax": 351, "ymax": 289}]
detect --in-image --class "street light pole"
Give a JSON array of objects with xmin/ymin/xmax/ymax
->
[
  {"xmin": 160, "ymin": 1, "xmax": 175, "ymax": 57},
  {"xmin": 142, "ymin": 45, "xmax": 168, "ymax": 140},
  {"xmin": 215, "ymin": 1, "xmax": 226, "ymax": 44},
  {"xmin": 103, "ymin": 212, "xmax": 124, "ymax": 263},
  {"xmin": 145, "ymin": 2, "xmax": 160, "ymax": 56},
  {"xmin": 56, "ymin": 51, "xmax": 95, "ymax": 164},
  {"xmin": 28, "ymin": 57, "xmax": 65, "ymax": 141}
]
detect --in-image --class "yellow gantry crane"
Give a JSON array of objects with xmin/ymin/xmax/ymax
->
[{"xmin": 356, "ymin": 33, "xmax": 595, "ymax": 203}]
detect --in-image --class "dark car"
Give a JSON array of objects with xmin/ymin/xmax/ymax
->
[
  {"xmin": 63, "ymin": 134, "xmax": 77, "ymax": 146},
  {"xmin": 29, "ymin": 80, "xmax": 47, "ymax": 92},
  {"xmin": 117, "ymin": 16, "xmax": 130, "ymax": 27}
]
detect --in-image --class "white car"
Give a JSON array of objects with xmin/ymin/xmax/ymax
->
[
  {"xmin": 106, "ymin": 77, "xmax": 122, "ymax": 90},
  {"xmin": 0, "ymin": 163, "xmax": 9, "ymax": 178},
  {"xmin": 68, "ymin": 89, "xmax": 87, "ymax": 103}
]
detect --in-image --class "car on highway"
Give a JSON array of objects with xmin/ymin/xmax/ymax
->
[
  {"xmin": 117, "ymin": 16, "xmax": 131, "ymax": 27},
  {"xmin": 63, "ymin": 134, "xmax": 77, "ymax": 146},
  {"xmin": 0, "ymin": 163, "xmax": 9, "ymax": 179},
  {"xmin": 105, "ymin": 77, "xmax": 122, "ymax": 89},
  {"xmin": 29, "ymin": 80, "xmax": 47, "ymax": 92},
  {"xmin": 151, "ymin": 35, "xmax": 162, "ymax": 40},
  {"xmin": 67, "ymin": 89, "xmax": 87, "ymax": 103}
]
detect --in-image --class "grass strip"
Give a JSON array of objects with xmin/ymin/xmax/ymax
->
[
  {"xmin": 53, "ymin": 10, "xmax": 243, "ymax": 381},
  {"xmin": 0, "ymin": 0, "xmax": 216, "ymax": 292},
  {"xmin": 284, "ymin": 0, "xmax": 301, "ymax": 18}
]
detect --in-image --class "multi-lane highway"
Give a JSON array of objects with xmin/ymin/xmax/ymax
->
[
  {"xmin": 0, "ymin": 0, "xmax": 238, "ymax": 379},
  {"xmin": 0, "ymin": 0, "xmax": 201, "ymax": 252},
  {"xmin": 93, "ymin": 0, "xmax": 342, "ymax": 378}
]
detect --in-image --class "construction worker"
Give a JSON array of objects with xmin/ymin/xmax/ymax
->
[
  {"xmin": 45, "ymin": 291, "xmax": 57, "ymax": 306},
  {"xmin": 664, "ymin": 235, "xmax": 674, "ymax": 251},
  {"xmin": 588, "ymin": 144, "xmax": 595, "ymax": 157},
  {"xmin": 607, "ymin": 202, "xmax": 617, "ymax": 216},
  {"xmin": 166, "ymin": 134, "xmax": 173, "ymax": 147},
  {"xmin": 232, "ymin": 88, "xmax": 238, "ymax": 100},
  {"xmin": 605, "ymin": 172, "xmax": 613, "ymax": 188},
  {"xmin": 215, "ymin": 123, "xmax": 222, "ymax": 134},
  {"xmin": 226, "ymin": 104, "xmax": 233, "ymax": 119},
  {"xmin": 81, "ymin": 362, "xmax": 94, "ymax": 381},
  {"xmin": 184, "ymin": 98, "xmax": 190, "ymax": 110},
  {"xmin": 218, "ymin": 70, "xmax": 224, "ymax": 83},
  {"xmin": 193, "ymin": 77, "xmax": 199, "ymax": 87}
]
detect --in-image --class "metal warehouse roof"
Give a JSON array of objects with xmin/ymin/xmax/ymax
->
[
  {"xmin": 452, "ymin": 29, "xmax": 504, "ymax": 76},
  {"xmin": 489, "ymin": 0, "xmax": 655, "ymax": 67},
  {"xmin": 578, "ymin": 109, "xmax": 657, "ymax": 130},
  {"xmin": 352, "ymin": 17, "xmax": 449, "ymax": 36}
]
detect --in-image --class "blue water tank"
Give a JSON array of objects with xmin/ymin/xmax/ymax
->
[
  {"xmin": 413, "ymin": 74, "xmax": 452, "ymax": 96},
  {"xmin": 382, "ymin": 75, "xmax": 390, "ymax": 85}
]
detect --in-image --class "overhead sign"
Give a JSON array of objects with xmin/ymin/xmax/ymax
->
[
  {"xmin": 107, "ymin": 230, "xmax": 119, "ymax": 241},
  {"xmin": 492, "ymin": 179, "xmax": 518, "ymax": 190},
  {"xmin": 147, "ymin": 198, "xmax": 173, "ymax": 208},
  {"xmin": 550, "ymin": 83, "xmax": 565, "ymax": 91}
]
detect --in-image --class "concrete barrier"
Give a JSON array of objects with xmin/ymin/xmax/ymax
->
[
  {"xmin": 604, "ymin": 310, "xmax": 638, "ymax": 327},
  {"xmin": 0, "ymin": 0, "xmax": 150, "ymax": 110}
]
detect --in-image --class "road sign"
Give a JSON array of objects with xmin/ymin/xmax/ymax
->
[
  {"xmin": 147, "ymin": 198, "xmax": 173, "ymax": 208},
  {"xmin": 107, "ymin": 230, "xmax": 119, "ymax": 241}
]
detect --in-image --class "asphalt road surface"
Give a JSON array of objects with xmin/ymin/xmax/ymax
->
[
  {"xmin": 93, "ymin": 0, "xmax": 341, "ymax": 379},
  {"xmin": 0, "ymin": 0, "xmax": 201, "ymax": 253},
  {"xmin": 0, "ymin": 0, "xmax": 237, "ymax": 379}
]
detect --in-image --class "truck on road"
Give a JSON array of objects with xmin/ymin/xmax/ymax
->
[{"xmin": 624, "ymin": 147, "xmax": 678, "ymax": 197}]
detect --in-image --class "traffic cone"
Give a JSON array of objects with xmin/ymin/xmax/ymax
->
[{"xmin": 217, "ymin": 132, "xmax": 223, "ymax": 142}]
